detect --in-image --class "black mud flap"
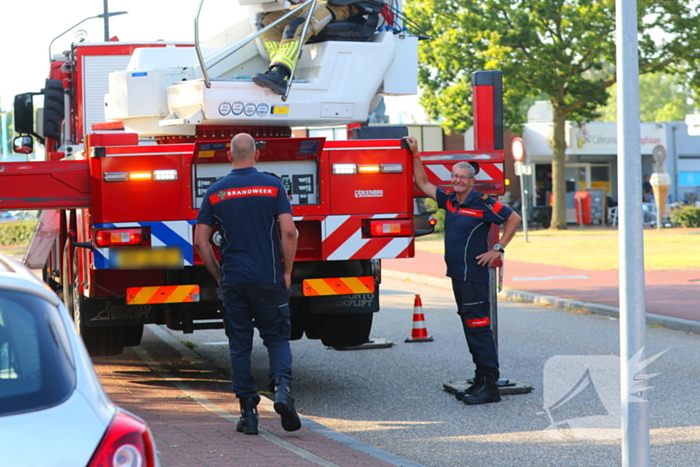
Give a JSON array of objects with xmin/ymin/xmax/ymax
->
[
  {"xmin": 82, "ymin": 298, "xmax": 158, "ymax": 327},
  {"xmin": 308, "ymin": 290, "xmax": 379, "ymax": 314}
]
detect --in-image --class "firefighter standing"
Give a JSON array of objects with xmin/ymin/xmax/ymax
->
[
  {"xmin": 405, "ymin": 136, "xmax": 521, "ymax": 405},
  {"xmin": 194, "ymin": 133, "xmax": 300, "ymax": 434},
  {"xmin": 253, "ymin": 0, "xmax": 357, "ymax": 95}
]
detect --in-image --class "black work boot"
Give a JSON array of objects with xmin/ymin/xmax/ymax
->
[
  {"xmin": 463, "ymin": 372, "xmax": 501, "ymax": 405},
  {"xmin": 253, "ymin": 65, "xmax": 291, "ymax": 96},
  {"xmin": 236, "ymin": 398, "xmax": 259, "ymax": 435},
  {"xmin": 273, "ymin": 377, "xmax": 301, "ymax": 432},
  {"xmin": 455, "ymin": 370, "xmax": 486, "ymax": 401}
]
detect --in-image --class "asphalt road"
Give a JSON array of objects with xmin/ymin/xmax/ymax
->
[{"xmin": 167, "ymin": 276, "xmax": 700, "ymax": 467}]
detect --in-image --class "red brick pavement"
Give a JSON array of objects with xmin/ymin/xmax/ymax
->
[
  {"xmin": 383, "ymin": 248, "xmax": 700, "ymax": 322},
  {"xmin": 94, "ymin": 326, "xmax": 398, "ymax": 467}
]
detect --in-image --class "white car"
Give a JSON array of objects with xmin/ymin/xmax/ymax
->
[{"xmin": 0, "ymin": 254, "xmax": 160, "ymax": 467}]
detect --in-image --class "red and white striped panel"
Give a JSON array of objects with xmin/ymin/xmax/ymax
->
[
  {"xmin": 296, "ymin": 215, "xmax": 413, "ymax": 261},
  {"xmin": 425, "ymin": 162, "xmax": 504, "ymax": 184}
]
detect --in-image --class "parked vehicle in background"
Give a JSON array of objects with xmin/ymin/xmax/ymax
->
[{"xmin": 0, "ymin": 253, "xmax": 160, "ymax": 467}]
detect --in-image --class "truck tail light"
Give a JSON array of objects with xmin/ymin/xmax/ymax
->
[
  {"xmin": 366, "ymin": 219, "xmax": 413, "ymax": 237},
  {"xmin": 95, "ymin": 228, "xmax": 148, "ymax": 247},
  {"xmin": 87, "ymin": 409, "xmax": 158, "ymax": 467},
  {"xmin": 380, "ymin": 163, "xmax": 404, "ymax": 173},
  {"xmin": 332, "ymin": 164, "xmax": 357, "ymax": 174},
  {"xmin": 333, "ymin": 164, "xmax": 404, "ymax": 174},
  {"xmin": 104, "ymin": 170, "xmax": 178, "ymax": 182},
  {"xmin": 153, "ymin": 169, "xmax": 178, "ymax": 180}
]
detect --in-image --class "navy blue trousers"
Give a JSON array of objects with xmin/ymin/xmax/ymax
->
[
  {"xmin": 451, "ymin": 279, "xmax": 499, "ymax": 374},
  {"xmin": 221, "ymin": 281, "xmax": 292, "ymax": 400}
]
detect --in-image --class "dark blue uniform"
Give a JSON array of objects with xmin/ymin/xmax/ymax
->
[
  {"xmin": 436, "ymin": 187, "xmax": 513, "ymax": 374},
  {"xmin": 197, "ymin": 167, "xmax": 293, "ymax": 400}
]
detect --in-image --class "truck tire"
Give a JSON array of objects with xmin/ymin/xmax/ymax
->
[
  {"xmin": 319, "ymin": 313, "xmax": 373, "ymax": 347},
  {"xmin": 304, "ymin": 314, "xmax": 324, "ymax": 340},
  {"xmin": 124, "ymin": 325, "xmax": 144, "ymax": 347},
  {"xmin": 289, "ymin": 298, "xmax": 306, "ymax": 340},
  {"xmin": 71, "ymin": 250, "xmax": 125, "ymax": 357}
]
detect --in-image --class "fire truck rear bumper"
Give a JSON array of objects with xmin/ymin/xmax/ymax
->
[
  {"xmin": 126, "ymin": 285, "xmax": 201, "ymax": 305},
  {"xmin": 289, "ymin": 278, "xmax": 379, "ymax": 314}
]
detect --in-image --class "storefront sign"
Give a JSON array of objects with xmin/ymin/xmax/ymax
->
[{"xmin": 569, "ymin": 122, "xmax": 666, "ymax": 155}]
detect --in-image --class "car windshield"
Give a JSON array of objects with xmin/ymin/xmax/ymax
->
[{"xmin": 0, "ymin": 290, "xmax": 76, "ymax": 417}]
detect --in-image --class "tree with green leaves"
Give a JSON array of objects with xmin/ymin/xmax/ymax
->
[
  {"xmin": 405, "ymin": 0, "xmax": 700, "ymax": 229},
  {"xmin": 598, "ymin": 72, "xmax": 696, "ymax": 123}
]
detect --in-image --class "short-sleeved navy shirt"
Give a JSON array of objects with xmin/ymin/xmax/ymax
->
[
  {"xmin": 436, "ymin": 188, "xmax": 514, "ymax": 284},
  {"xmin": 196, "ymin": 167, "xmax": 292, "ymax": 284}
]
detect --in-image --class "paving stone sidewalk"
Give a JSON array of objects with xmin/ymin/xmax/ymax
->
[{"xmin": 94, "ymin": 325, "xmax": 410, "ymax": 467}]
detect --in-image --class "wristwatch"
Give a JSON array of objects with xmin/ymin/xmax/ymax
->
[{"xmin": 493, "ymin": 243, "xmax": 505, "ymax": 253}]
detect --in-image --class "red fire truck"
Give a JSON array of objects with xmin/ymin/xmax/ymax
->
[{"xmin": 3, "ymin": 0, "xmax": 505, "ymax": 356}]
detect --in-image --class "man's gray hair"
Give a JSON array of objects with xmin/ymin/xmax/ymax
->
[{"xmin": 453, "ymin": 162, "xmax": 476, "ymax": 178}]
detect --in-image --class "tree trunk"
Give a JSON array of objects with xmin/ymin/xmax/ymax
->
[{"xmin": 549, "ymin": 110, "xmax": 568, "ymax": 230}]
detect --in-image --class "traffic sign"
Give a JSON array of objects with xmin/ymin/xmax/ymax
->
[
  {"xmin": 511, "ymin": 137, "xmax": 525, "ymax": 162},
  {"xmin": 514, "ymin": 162, "xmax": 532, "ymax": 176},
  {"xmin": 651, "ymin": 145, "xmax": 666, "ymax": 164}
]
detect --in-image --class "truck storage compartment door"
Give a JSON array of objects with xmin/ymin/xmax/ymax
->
[
  {"xmin": 326, "ymin": 140, "xmax": 411, "ymax": 215},
  {"xmin": 191, "ymin": 138, "xmax": 325, "ymax": 208}
]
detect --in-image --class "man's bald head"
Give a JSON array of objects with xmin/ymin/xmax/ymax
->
[{"xmin": 230, "ymin": 133, "xmax": 257, "ymax": 167}]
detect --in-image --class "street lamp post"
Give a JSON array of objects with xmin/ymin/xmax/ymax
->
[
  {"xmin": 104, "ymin": 0, "xmax": 111, "ymax": 41},
  {"xmin": 48, "ymin": 10, "xmax": 128, "ymax": 61}
]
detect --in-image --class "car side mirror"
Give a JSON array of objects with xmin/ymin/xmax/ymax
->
[{"xmin": 13, "ymin": 135, "xmax": 34, "ymax": 154}]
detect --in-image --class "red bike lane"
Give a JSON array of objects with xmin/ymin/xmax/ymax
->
[{"xmin": 383, "ymin": 248, "xmax": 700, "ymax": 323}]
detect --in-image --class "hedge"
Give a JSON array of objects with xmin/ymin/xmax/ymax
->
[
  {"xmin": 0, "ymin": 221, "xmax": 38, "ymax": 246},
  {"xmin": 670, "ymin": 205, "xmax": 700, "ymax": 228}
]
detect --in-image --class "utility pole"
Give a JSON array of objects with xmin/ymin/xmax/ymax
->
[
  {"xmin": 103, "ymin": 0, "xmax": 110, "ymax": 41},
  {"xmin": 616, "ymin": 0, "xmax": 650, "ymax": 465}
]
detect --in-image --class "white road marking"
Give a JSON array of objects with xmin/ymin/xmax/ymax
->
[{"xmin": 511, "ymin": 275, "xmax": 590, "ymax": 282}]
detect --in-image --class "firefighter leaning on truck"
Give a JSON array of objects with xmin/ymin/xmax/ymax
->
[
  {"xmin": 194, "ymin": 133, "xmax": 301, "ymax": 435},
  {"xmin": 405, "ymin": 136, "xmax": 521, "ymax": 405}
]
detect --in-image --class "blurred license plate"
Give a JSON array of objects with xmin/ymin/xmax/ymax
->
[{"xmin": 110, "ymin": 246, "xmax": 184, "ymax": 269}]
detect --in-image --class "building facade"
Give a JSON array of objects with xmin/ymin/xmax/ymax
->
[{"xmin": 518, "ymin": 120, "xmax": 700, "ymax": 223}]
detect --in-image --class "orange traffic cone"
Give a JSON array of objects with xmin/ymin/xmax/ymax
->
[{"xmin": 405, "ymin": 294, "xmax": 434, "ymax": 343}]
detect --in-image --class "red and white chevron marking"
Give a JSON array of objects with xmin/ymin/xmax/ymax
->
[
  {"xmin": 295, "ymin": 215, "xmax": 413, "ymax": 260},
  {"xmin": 425, "ymin": 162, "xmax": 504, "ymax": 183}
]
